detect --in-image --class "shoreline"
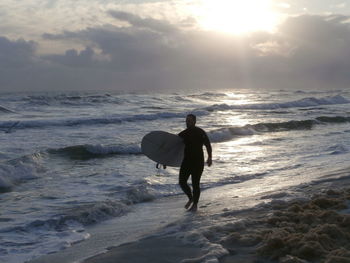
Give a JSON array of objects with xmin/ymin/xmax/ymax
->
[
  {"xmin": 29, "ymin": 168, "xmax": 350, "ymax": 263},
  {"xmin": 82, "ymin": 185, "xmax": 350, "ymax": 263}
]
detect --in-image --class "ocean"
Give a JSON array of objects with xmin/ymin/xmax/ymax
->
[{"xmin": 1, "ymin": 89, "xmax": 350, "ymax": 263}]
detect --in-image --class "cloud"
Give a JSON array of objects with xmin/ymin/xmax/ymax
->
[
  {"xmin": 2, "ymin": 12, "xmax": 350, "ymax": 92},
  {"xmin": 0, "ymin": 37, "xmax": 37, "ymax": 68},
  {"xmin": 252, "ymin": 14, "xmax": 350, "ymax": 88},
  {"xmin": 108, "ymin": 10, "xmax": 179, "ymax": 33},
  {"xmin": 44, "ymin": 47, "xmax": 98, "ymax": 68},
  {"xmin": 0, "ymin": 0, "xmax": 191, "ymax": 45},
  {"xmin": 277, "ymin": 3, "xmax": 291, "ymax": 9},
  {"xmin": 333, "ymin": 2, "xmax": 347, "ymax": 9}
]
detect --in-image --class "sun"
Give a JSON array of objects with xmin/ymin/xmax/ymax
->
[{"xmin": 193, "ymin": 0, "xmax": 280, "ymax": 35}]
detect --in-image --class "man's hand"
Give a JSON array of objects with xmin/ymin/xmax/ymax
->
[{"xmin": 207, "ymin": 157, "xmax": 212, "ymax": 167}]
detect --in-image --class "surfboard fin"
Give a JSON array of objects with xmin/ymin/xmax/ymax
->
[{"xmin": 156, "ymin": 163, "xmax": 167, "ymax": 169}]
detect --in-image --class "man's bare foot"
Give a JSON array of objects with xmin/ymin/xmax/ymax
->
[
  {"xmin": 188, "ymin": 203, "xmax": 198, "ymax": 212},
  {"xmin": 185, "ymin": 200, "xmax": 193, "ymax": 209}
]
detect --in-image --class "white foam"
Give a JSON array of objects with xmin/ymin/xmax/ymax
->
[
  {"xmin": 204, "ymin": 95, "xmax": 350, "ymax": 111},
  {"xmin": 179, "ymin": 230, "xmax": 229, "ymax": 263},
  {"xmin": 0, "ymin": 221, "xmax": 90, "ymax": 263},
  {"xmin": 62, "ymin": 200, "xmax": 130, "ymax": 225},
  {"xmin": 0, "ymin": 155, "xmax": 42, "ymax": 192},
  {"xmin": 0, "ymin": 200, "xmax": 129, "ymax": 263},
  {"xmin": 0, "ymin": 112, "xmax": 187, "ymax": 130},
  {"xmin": 177, "ymin": 221, "xmax": 251, "ymax": 263},
  {"xmin": 23, "ymin": 93, "xmax": 120, "ymax": 107},
  {"xmin": 126, "ymin": 185, "xmax": 156, "ymax": 204},
  {"xmin": 208, "ymin": 127, "xmax": 256, "ymax": 143},
  {"xmin": 85, "ymin": 144, "xmax": 141, "ymax": 155}
]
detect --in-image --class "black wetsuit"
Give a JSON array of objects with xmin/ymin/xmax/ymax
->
[{"xmin": 178, "ymin": 126, "xmax": 211, "ymax": 204}]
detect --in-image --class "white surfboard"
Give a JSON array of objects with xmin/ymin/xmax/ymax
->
[{"xmin": 141, "ymin": 131, "xmax": 184, "ymax": 167}]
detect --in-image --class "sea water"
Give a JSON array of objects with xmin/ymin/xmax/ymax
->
[{"xmin": 1, "ymin": 89, "xmax": 350, "ymax": 262}]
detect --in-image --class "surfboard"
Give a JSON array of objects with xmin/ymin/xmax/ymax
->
[{"xmin": 141, "ymin": 131, "xmax": 184, "ymax": 167}]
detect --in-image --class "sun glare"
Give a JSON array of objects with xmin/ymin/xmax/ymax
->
[{"xmin": 194, "ymin": 0, "xmax": 280, "ymax": 34}]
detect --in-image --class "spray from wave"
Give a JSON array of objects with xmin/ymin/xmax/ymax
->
[
  {"xmin": 203, "ymin": 95, "xmax": 350, "ymax": 112},
  {"xmin": 209, "ymin": 115, "xmax": 350, "ymax": 142}
]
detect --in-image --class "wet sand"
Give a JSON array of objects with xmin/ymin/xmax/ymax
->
[
  {"xmin": 82, "ymin": 187, "xmax": 350, "ymax": 263},
  {"xmin": 30, "ymin": 169, "xmax": 350, "ymax": 263},
  {"xmin": 84, "ymin": 235, "xmax": 203, "ymax": 263}
]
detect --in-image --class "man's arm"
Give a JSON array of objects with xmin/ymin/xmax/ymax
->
[
  {"xmin": 203, "ymin": 132, "xmax": 212, "ymax": 167},
  {"xmin": 178, "ymin": 130, "xmax": 185, "ymax": 138}
]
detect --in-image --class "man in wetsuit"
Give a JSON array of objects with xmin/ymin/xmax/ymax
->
[{"xmin": 178, "ymin": 114, "xmax": 212, "ymax": 212}]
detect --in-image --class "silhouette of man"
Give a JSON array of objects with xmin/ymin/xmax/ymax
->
[{"xmin": 178, "ymin": 114, "xmax": 212, "ymax": 212}]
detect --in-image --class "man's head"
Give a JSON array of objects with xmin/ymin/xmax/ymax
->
[{"xmin": 186, "ymin": 114, "xmax": 196, "ymax": 128}]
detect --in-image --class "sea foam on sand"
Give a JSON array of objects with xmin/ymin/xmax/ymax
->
[
  {"xmin": 220, "ymin": 188, "xmax": 350, "ymax": 263},
  {"xmin": 29, "ymin": 175, "xmax": 350, "ymax": 263}
]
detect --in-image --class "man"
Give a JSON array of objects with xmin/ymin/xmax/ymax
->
[{"xmin": 178, "ymin": 114, "xmax": 212, "ymax": 212}]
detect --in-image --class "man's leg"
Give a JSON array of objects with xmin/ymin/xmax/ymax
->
[
  {"xmin": 189, "ymin": 165, "xmax": 204, "ymax": 212},
  {"xmin": 179, "ymin": 165, "xmax": 193, "ymax": 208}
]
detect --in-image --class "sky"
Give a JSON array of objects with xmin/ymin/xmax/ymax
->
[{"xmin": 1, "ymin": 0, "xmax": 350, "ymax": 93}]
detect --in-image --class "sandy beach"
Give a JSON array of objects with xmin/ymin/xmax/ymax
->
[
  {"xmin": 28, "ymin": 167, "xmax": 350, "ymax": 263},
  {"xmin": 83, "ymin": 179, "xmax": 350, "ymax": 263}
]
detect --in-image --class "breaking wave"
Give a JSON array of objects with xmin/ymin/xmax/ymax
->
[
  {"xmin": 22, "ymin": 93, "xmax": 121, "ymax": 106},
  {"xmin": 203, "ymin": 95, "xmax": 350, "ymax": 112},
  {"xmin": 0, "ymin": 110, "xmax": 208, "ymax": 131},
  {"xmin": 48, "ymin": 144, "xmax": 142, "ymax": 160},
  {"xmin": 209, "ymin": 115, "xmax": 350, "ymax": 143},
  {"xmin": 23, "ymin": 200, "xmax": 129, "ymax": 230},
  {"xmin": 1, "ymin": 181, "xmax": 156, "ymax": 235},
  {"xmin": 0, "ymin": 154, "xmax": 43, "ymax": 193}
]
